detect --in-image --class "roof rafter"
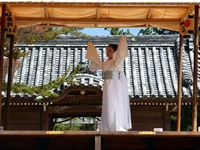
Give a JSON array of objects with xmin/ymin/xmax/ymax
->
[
  {"xmin": 145, "ymin": 8, "xmax": 152, "ymax": 27},
  {"xmin": 44, "ymin": 7, "xmax": 51, "ymax": 26},
  {"xmin": 95, "ymin": 6, "xmax": 100, "ymax": 27}
]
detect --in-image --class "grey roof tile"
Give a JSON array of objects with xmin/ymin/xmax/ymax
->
[{"xmin": 7, "ymin": 36, "xmax": 199, "ymax": 98}]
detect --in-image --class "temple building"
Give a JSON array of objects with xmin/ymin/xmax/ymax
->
[{"xmin": 2, "ymin": 35, "xmax": 199, "ymax": 131}]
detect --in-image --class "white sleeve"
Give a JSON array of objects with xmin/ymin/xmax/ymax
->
[
  {"xmin": 86, "ymin": 42, "xmax": 102, "ymax": 71},
  {"xmin": 89, "ymin": 61, "xmax": 101, "ymax": 71},
  {"xmin": 113, "ymin": 36, "xmax": 128, "ymax": 66}
]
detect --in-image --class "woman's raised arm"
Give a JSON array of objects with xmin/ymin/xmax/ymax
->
[
  {"xmin": 86, "ymin": 42, "xmax": 102, "ymax": 71},
  {"xmin": 113, "ymin": 36, "xmax": 128, "ymax": 66}
]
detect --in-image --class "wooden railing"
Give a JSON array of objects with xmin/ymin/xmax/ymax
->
[{"xmin": 0, "ymin": 131, "xmax": 200, "ymax": 150}]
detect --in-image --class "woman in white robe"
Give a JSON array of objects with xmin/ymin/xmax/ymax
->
[{"xmin": 86, "ymin": 36, "xmax": 132, "ymax": 131}]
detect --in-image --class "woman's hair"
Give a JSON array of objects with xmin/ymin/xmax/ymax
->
[{"xmin": 108, "ymin": 44, "xmax": 118, "ymax": 52}]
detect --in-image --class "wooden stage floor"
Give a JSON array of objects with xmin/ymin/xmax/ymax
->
[{"xmin": 0, "ymin": 131, "xmax": 200, "ymax": 150}]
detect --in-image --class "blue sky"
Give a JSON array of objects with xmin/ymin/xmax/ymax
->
[{"xmin": 82, "ymin": 28, "xmax": 143, "ymax": 36}]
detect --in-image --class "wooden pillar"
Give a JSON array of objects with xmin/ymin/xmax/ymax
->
[
  {"xmin": 0, "ymin": 3, "xmax": 7, "ymax": 126},
  {"xmin": 4, "ymin": 34, "xmax": 15, "ymax": 129},
  {"xmin": 163, "ymin": 106, "xmax": 170, "ymax": 131},
  {"xmin": 42, "ymin": 107, "xmax": 49, "ymax": 130},
  {"xmin": 192, "ymin": 4, "xmax": 199, "ymax": 132},
  {"xmin": 6, "ymin": 35, "xmax": 14, "ymax": 102},
  {"xmin": 177, "ymin": 34, "xmax": 183, "ymax": 131}
]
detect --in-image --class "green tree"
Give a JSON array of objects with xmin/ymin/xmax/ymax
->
[
  {"xmin": 104, "ymin": 28, "xmax": 133, "ymax": 35},
  {"xmin": 4, "ymin": 45, "xmax": 29, "ymax": 60},
  {"xmin": 53, "ymin": 117, "xmax": 96, "ymax": 131},
  {"xmin": 3, "ymin": 64, "xmax": 81, "ymax": 98},
  {"xmin": 15, "ymin": 26, "xmax": 86, "ymax": 44},
  {"xmin": 138, "ymin": 28, "xmax": 178, "ymax": 36}
]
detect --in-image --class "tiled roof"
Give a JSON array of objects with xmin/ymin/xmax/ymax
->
[{"xmin": 9, "ymin": 36, "xmax": 200, "ymax": 98}]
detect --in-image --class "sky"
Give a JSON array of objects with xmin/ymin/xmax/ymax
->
[{"xmin": 82, "ymin": 28, "xmax": 143, "ymax": 36}]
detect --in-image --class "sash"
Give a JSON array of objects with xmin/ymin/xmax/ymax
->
[{"xmin": 103, "ymin": 71, "xmax": 122, "ymax": 79}]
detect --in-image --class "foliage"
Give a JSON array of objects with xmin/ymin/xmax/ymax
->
[
  {"xmin": 3, "ymin": 64, "xmax": 81, "ymax": 98},
  {"xmin": 54, "ymin": 123, "xmax": 95, "ymax": 131},
  {"xmin": 53, "ymin": 117, "xmax": 95, "ymax": 131},
  {"xmin": 138, "ymin": 28, "xmax": 178, "ymax": 36},
  {"xmin": 170, "ymin": 105, "xmax": 200, "ymax": 131},
  {"xmin": 3, "ymin": 27, "xmax": 86, "ymax": 63},
  {"xmin": 54, "ymin": 123, "xmax": 77, "ymax": 131},
  {"xmin": 15, "ymin": 26, "xmax": 86, "ymax": 44},
  {"xmin": 181, "ymin": 105, "xmax": 192, "ymax": 131},
  {"xmin": 4, "ymin": 46, "xmax": 29, "ymax": 60},
  {"xmin": 104, "ymin": 28, "xmax": 133, "ymax": 35}
]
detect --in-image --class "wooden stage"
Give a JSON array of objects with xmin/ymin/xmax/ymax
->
[{"xmin": 0, "ymin": 131, "xmax": 200, "ymax": 150}]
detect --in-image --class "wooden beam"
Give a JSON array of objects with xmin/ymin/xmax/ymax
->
[
  {"xmin": 6, "ymin": 35, "xmax": 14, "ymax": 104},
  {"xmin": 192, "ymin": 4, "xmax": 199, "ymax": 132},
  {"xmin": 6, "ymin": 3, "xmax": 192, "ymax": 9},
  {"xmin": 13, "ymin": 17, "xmax": 181, "ymax": 24},
  {"xmin": 0, "ymin": 3, "xmax": 7, "ymax": 126},
  {"xmin": 177, "ymin": 34, "xmax": 183, "ymax": 131},
  {"xmin": 130, "ymin": 97, "xmax": 200, "ymax": 104}
]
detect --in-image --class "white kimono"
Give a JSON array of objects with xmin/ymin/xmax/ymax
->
[{"xmin": 86, "ymin": 36, "xmax": 132, "ymax": 131}]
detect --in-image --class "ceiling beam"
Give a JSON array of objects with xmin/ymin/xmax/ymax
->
[
  {"xmin": 13, "ymin": 17, "xmax": 181, "ymax": 24},
  {"xmin": 3, "ymin": 3, "xmax": 192, "ymax": 9}
]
